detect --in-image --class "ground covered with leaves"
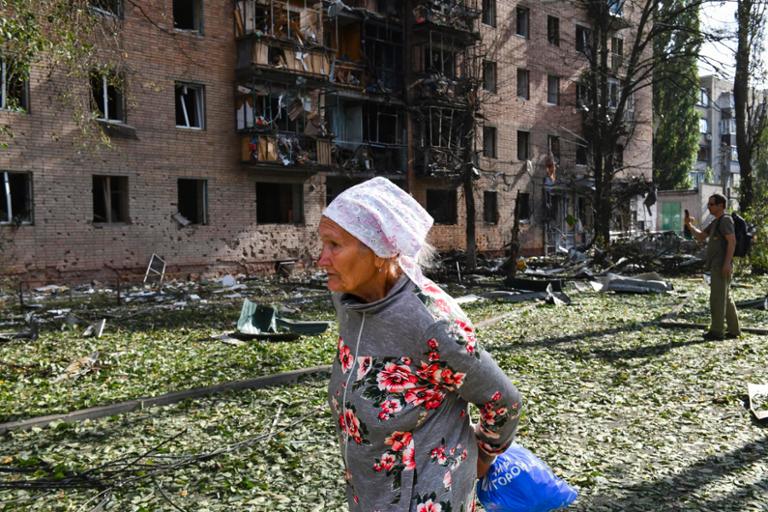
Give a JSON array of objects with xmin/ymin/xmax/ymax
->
[{"xmin": 1, "ymin": 274, "xmax": 766, "ymax": 511}]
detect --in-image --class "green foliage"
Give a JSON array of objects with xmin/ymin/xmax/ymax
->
[
  {"xmin": 652, "ymin": 0, "xmax": 702, "ymax": 190},
  {"xmin": 743, "ymin": 179, "xmax": 768, "ymax": 274}
]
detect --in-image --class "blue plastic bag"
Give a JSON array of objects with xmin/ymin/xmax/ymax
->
[{"xmin": 476, "ymin": 443, "xmax": 578, "ymax": 512}]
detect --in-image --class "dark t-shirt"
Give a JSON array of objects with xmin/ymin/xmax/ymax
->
[{"xmin": 704, "ymin": 214, "xmax": 735, "ymax": 267}]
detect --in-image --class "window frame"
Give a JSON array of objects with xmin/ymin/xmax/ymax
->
[
  {"xmin": 91, "ymin": 71, "xmax": 126, "ymax": 123},
  {"xmin": 483, "ymin": 190, "xmax": 499, "ymax": 225},
  {"xmin": 175, "ymin": 82, "xmax": 205, "ymax": 129},
  {"xmin": 517, "ymin": 192, "xmax": 531, "ymax": 221},
  {"xmin": 576, "ymin": 25, "xmax": 592, "ymax": 55},
  {"xmin": 515, "ymin": 7, "xmax": 530, "ymax": 39},
  {"xmin": 173, "ymin": 0, "xmax": 204, "ymax": 34},
  {"xmin": 426, "ymin": 189, "xmax": 458, "ymax": 225},
  {"xmin": 483, "ymin": 125, "xmax": 497, "ymax": 159},
  {"xmin": 89, "ymin": 0, "xmax": 122, "ymax": 18},
  {"xmin": 547, "ymin": 16, "xmax": 560, "ymax": 46},
  {"xmin": 481, "ymin": 0, "xmax": 497, "ymax": 27},
  {"xmin": 516, "ymin": 68, "xmax": 530, "ymax": 100},
  {"xmin": 177, "ymin": 178, "xmax": 209, "ymax": 225},
  {"xmin": 0, "ymin": 58, "xmax": 30, "ymax": 112},
  {"xmin": 482, "ymin": 60, "xmax": 497, "ymax": 93},
  {"xmin": 0, "ymin": 171, "xmax": 33, "ymax": 225},
  {"xmin": 255, "ymin": 182, "xmax": 305, "ymax": 225},
  {"xmin": 547, "ymin": 75, "xmax": 560, "ymax": 105},
  {"xmin": 92, "ymin": 175, "xmax": 130, "ymax": 224},
  {"xmin": 517, "ymin": 130, "xmax": 530, "ymax": 161}
]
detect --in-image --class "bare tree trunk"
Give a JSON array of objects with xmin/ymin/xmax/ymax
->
[
  {"xmin": 735, "ymin": 0, "xmax": 754, "ymax": 212},
  {"xmin": 463, "ymin": 135, "xmax": 477, "ymax": 271}
]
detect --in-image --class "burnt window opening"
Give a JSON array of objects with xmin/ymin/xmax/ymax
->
[
  {"xmin": 363, "ymin": 105, "xmax": 400, "ymax": 144},
  {"xmin": 517, "ymin": 130, "xmax": 530, "ymax": 161},
  {"xmin": 91, "ymin": 72, "xmax": 125, "ymax": 122},
  {"xmin": 483, "ymin": 60, "xmax": 497, "ymax": 93},
  {"xmin": 517, "ymin": 68, "xmax": 529, "ymax": 100},
  {"xmin": 368, "ymin": 25, "xmax": 404, "ymax": 89},
  {"xmin": 483, "ymin": 191, "xmax": 498, "ymax": 224},
  {"xmin": 174, "ymin": 0, "xmax": 203, "ymax": 33},
  {"xmin": 0, "ymin": 59, "xmax": 29, "ymax": 112},
  {"xmin": 576, "ymin": 146, "xmax": 588, "ymax": 165},
  {"xmin": 517, "ymin": 192, "xmax": 531, "ymax": 221},
  {"xmin": 177, "ymin": 179, "xmax": 208, "ymax": 225},
  {"xmin": 175, "ymin": 82, "xmax": 204, "ymax": 129},
  {"xmin": 426, "ymin": 108, "xmax": 463, "ymax": 149},
  {"xmin": 548, "ymin": 135, "xmax": 560, "ymax": 163},
  {"xmin": 93, "ymin": 175, "xmax": 129, "ymax": 223},
  {"xmin": 90, "ymin": 0, "xmax": 121, "ymax": 16},
  {"xmin": 515, "ymin": 7, "xmax": 529, "ymax": 38},
  {"xmin": 1, "ymin": 171, "xmax": 32, "ymax": 225},
  {"xmin": 256, "ymin": 182, "xmax": 304, "ymax": 224},
  {"xmin": 576, "ymin": 25, "xmax": 592, "ymax": 55},
  {"xmin": 547, "ymin": 75, "xmax": 560, "ymax": 105},
  {"xmin": 426, "ymin": 189, "xmax": 457, "ymax": 225},
  {"xmin": 547, "ymin": 16, "xmax": 560, "ymax": 46},
  {"xmin": 482, "ymin": 0, "xmax": 496, "ymax": 27},
  {"xmin": 424, "ymin": 46, "xmax": 457, "ymax": 79},
  {"xmin": 483, "ymin": 126, "xmax": 497, "ymax": 158}
]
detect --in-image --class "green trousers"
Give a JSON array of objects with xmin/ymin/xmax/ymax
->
[{"xmin": 709, "ymin": 264, "xmax": 741, "ymax": 337}]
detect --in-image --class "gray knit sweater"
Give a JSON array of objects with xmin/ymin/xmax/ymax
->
[{"xmin": 328, "ymin": 276, "xmax": 522, "ymax": 511}]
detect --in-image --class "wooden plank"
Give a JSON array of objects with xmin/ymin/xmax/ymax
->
[{"xmin": 0, "ymin": 365, "xmax": 332, "ymax": 434}]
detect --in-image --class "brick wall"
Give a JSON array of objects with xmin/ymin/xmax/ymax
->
[{"xmin": 0, "ymin": 0, "xmax": 653, "ymax": 282}]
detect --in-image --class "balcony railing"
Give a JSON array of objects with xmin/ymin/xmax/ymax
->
[
  {"xmin": 412, "ymin": 0, "xmax": 480, "ymax": 35},
  {"xmin": 241, "ymin": 132, "xmax": 332, "ymax": 168},
  {"xmin": 332, "ymin": 141, "xmax": 407, "ymax": 174}
]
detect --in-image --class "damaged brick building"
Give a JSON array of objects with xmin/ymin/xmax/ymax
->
[{"xmin": 0, "ymin": 0, "xmax": 652, "ymax": 280}]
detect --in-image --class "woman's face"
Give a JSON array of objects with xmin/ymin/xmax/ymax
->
[{"xmin": 318, "ymin": 217, "xmax": 381, "ymax": 298}]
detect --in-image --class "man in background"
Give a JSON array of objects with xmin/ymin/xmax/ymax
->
[{"xmin": 684, "ymin": 194, "xmax": 741, "ymax": 340}]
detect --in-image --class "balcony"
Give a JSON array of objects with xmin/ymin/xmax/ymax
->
[
  {"xmin": 332, "ymin": 141, "xmax": 407, "ymax": 175},
  {"xmin": 240, "ymin": 132, "xmax": 333, "ymax": 171},
  {"xmin": 412, "ymin": 0, "xmax": 480, "ymax": 38}
]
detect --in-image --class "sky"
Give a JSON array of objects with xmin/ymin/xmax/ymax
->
[{"xmin": 698, "ymin": 1, "xmax": 768, "ymax": 81}]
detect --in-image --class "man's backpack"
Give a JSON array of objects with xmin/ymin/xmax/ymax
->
[{"xmin": 731, "ymin": 213, "xmax": 754, "ymax": 258}]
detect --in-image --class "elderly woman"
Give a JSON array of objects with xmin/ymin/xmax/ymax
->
[{"xmin": 320, "ymin": 177, "xmax": 521, "ymax": 512}]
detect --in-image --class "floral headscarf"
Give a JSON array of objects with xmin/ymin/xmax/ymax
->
[{"xmin": 323, "ymin": 177, "xmax": 433, "ymax": 289}]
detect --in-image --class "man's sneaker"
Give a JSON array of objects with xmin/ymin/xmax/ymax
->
[
  {"xmin": 702, "ymin": 331, "xmax": 724, "ymax": 341},
  {"xmin": 725, "ymin": 332, "xmax": 741, "ymax": 339}
]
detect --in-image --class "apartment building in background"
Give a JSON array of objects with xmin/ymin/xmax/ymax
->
[
  {"xmin": 694, "ymin": 74, "xmax": 740, "ymax": 199},
  {"xmin": 0, "ymin": 0, "xmax": 652, "ymax": 281}
]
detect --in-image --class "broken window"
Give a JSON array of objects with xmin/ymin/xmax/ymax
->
[
  {"xmin": 483, "ymin": 60, "xmax": 497, "ymax": 93},
  {"xmin": 517, "ymin": 68, "xmax": 529, "ymax": 100},
  {"xmin": 424, "ymin": 46, "xmax": 457, "ymax": 78},
  {"xmin": 1, "ymin": 171, "xmax": 32, "ymax": 225},
  {"xmin": 91, "ymin": 71, "xmax": 125, "ymax": 122},
  {"xmin": 483, "ymin": 126, "xmax": 497, "ymax": 158},
  {"xmin": 175, "ymin": 82, "xmax": 204, "ymax": 129},
  {"xmin": 426, "ymin": 107, "xmax": 463, "ymax": 149},
  {"xmin": 517, "ymin": 192, "xmax": 530, "ymax": 221},
  {"xmin": 576, "ymin": 25, "xmax": 592, "ymax": 55},
  {"xmin": 548, "ymin": 135, "xmax": 560, "ymax": 163},
  {"xmin": 547, "ymin": 75, "xmax": 560, "ymax": 105},
  {"xmin": 517, "ymin": 130, "xmax": 530, "ymax": 161},
  {"xmin": 482, "ymin": 0, "xmax": 496, "ymax": 27},
  {"xmin": 0, "ymin": 58, "xmax": 29, "ymax": 112},
  {"xmin": 92, "ymin": 175, "xmax": 129, "ymax": 223},
  {"xmin": 363, "ymin": 104, "xmax": 401, "ymax": 144},
  {"xmin": 547, "ymin": 16, "xmax": 560, "ymax": 46},
  {"xmin": 177, "ymin": 178, "xmax": 208, "ymax": 225},
  {"xmin": 90, "ymin": 0, "xmax": 121, "ymax": 16},
  {"xmin": 426, "ymin": 189, "xmax": 457, "ymax": 225},
  {"xmin": 174, "ymin": 0, "xmax": 203, "ymax": 33},
  {"xmin": 483, "ymin": 191, "xmax": 498, "ymax": 224},
  {"xmin": 576, "ymin": 146, "xmax": 588, "ymax": 165},
  {"xmin": 368, "ymin": 24, "xmax": 404, "ymax": 90},
  {"xmin": 256, "ymin": 182, "xmax": 304, "ymax": 224},
  {"xmin": 515, "ymin": 7, "xmax": 529, "ymax": 38}
]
